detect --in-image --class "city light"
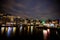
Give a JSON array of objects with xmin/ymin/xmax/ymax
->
[
  {"xmin": 31, "ymin": 22, "xmax": 34, "ymax": 25},
  {"xmin": 47, "ymin": 29, "xmax": 50, "ymax": 35},
  {"xmin": 20, "ymin": 25, "xmax": 23, "ymax": 32},
  {"xmin": 5, "ymin": 27, "xmax": 8, "ymax": 32},
  {"xmin": 43, "ymin": 30, "xmax": 47, "ymax": 40},
  {"xmin": 13, "ymin": 27, "xmax": 16, "ymax": 34},
  {"xmin": 0, "ymin": 0, "xmax": 60, "ymax": 39},
  {"xmin": 42, "ymin": 21, "xmax": 45, "ymax": 25},
  {"xmin": 47, "ymin": 29, "xmax": 50, "ymax": 33},
  {"xmin": 0, "ymin": 13, "xmax": 60, "ymax": 39},
  {"xmin": 27, "ymin": 26, "xmax": 30, "ymax": 33},
  {"xmin": 1, "ymin": 27, "xmax": 5, "ymax": 34},
  {"xmin": 7, "ymin": 27, "xmax": 12, "ymax": 37},
  {"xmin": 31, "ymin": 26, "xmax": 33, "ymax": 34}
]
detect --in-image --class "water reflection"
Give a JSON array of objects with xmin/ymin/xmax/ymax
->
[
  {"xmin": 1, "ymin": 25, "xmax": 60, "ymax": 40},
  {"xmin": 43, "ymin": 29, "xmax": 50, "ymax": 40},
  {"xmin": 1, "ymin": 27, "xmax": 5, "ymax": 34},
  {"xmin": 20, "ymin": 26, "xmax": 23, "ymax": 32},
  {"xmin": 27, "ymin": 26, "xmax": 30, "ymax": 33},
  {"xmin": 31, "ymin": 26, "xmax": 33, "ymax": 34},
  {"xmin": 13, "ymin": 27, "xmax": 16, "ymax": 35},
  {"xmin": 7, "ymin": 27, "xmax": 12, "ymax": 37},
  {"xmin": 47, "ymin": 29, "xmax": 50, "ymax": 35},
  {"xmin": 43, "ymin": 30, "xmax": 47, "ymax": 40},
  {"xmin": 5, "ymin": 27, "xmax": 8, "ymax": 32}
]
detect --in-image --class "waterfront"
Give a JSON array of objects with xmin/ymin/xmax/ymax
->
[
  {"xmin": 0, "ymin": 13, "xmax": 60, "ymax": 40},
  {"xmin": 1, "ymin": 25, "xmax": 60, "ymax": 40}
]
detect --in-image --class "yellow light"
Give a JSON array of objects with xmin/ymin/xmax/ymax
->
[
  {"xmin": 31, "ymin": 26, "xmax": 33, "ymax": 34},
  {"xmin": 13, "ymin": 27, "xmax": 16, "ymax": 33},
  {"xmin": 1, "ymin": 27, "xmax": 5, "ymax": 34},
  {"xmin": 27, "ymin": 26, "xmax": 30, "ymax": 32},
  {"xmin": 11, "ymin": 18, "xmax": 14, "ymax": 21},
  {"xmin": 5, "ymin": 27, "xmax": 8, "ymax": 32}
]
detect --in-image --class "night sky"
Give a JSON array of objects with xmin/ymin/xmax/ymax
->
[{"xmin": 0, "ymin": 0, "xmax": 60, "ymax": 19}]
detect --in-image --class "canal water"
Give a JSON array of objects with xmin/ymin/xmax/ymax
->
[{"xmin": 0, "ymin": 25, "xmax": 60, "ymax": 40}]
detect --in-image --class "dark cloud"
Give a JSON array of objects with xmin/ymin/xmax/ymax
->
[{"xmin": 0, "ymin": 0, "xmax": 60, "ymax": 19}]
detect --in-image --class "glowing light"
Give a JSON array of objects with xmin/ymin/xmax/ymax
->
[
  {"xmin": 27, "ymin": 26, "xmax": 30, "ymax": 32},
  {"xmin": 47, "ymin": 29, "xmax": 50, "ymax": 33},
  {"xmin": 42, "ymin": 21, "xmax": 45, "ymax": 25},
  {"xmin": 49, "ymin": 24, "xmax": 54, "ymax": 27},
  {"xmin": 31, "ymin": 26, "xmax": 33, "ymax": 34},
  {"xmin": 13, "ymin": 27, "xmax": 16, "ymax": 34},
  {"xmin": 7, "ymin": 27, "xmax": 12, "ymax": 37},
  {"xmin": 43, "ymin": 30, "xmax": 47, "ymax": 40},
  {"xmin": 47, "ymin": 29, "xmax": 50, "ymax": 36},
  {"xmin": 43, "ymin": 30, "xmax": 47, "ymax": 34},
  {"xmin": 1, "ymin": 27, "xmax": 5, "ymax": 34},
  {"xmin": 31, "ymin": 23, "xmax": 33, "ymax": 25},
  {"xmin": 5, "ymin": 27, "xmax": 8, "ymax": 32},
  {"xmin": 20, "ymin": 26, "xmax": 23, "ymax": 32},
  {"xmin": 44, "ymin": 24, "xmax": 50, "ymax": 27}
]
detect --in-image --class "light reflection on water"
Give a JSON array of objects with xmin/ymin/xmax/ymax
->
[
  {"xmin": 43, "ymin": 30, "xmax": 47, "ymax": 40},
  {"xmin": 20, "ymin": 26, "xmax": 23, "ymax": 32},
  {"xmin": 47, "ymin": 29, "xmax": 50, "ymax": 35},
  {"xmin": 1, "ymin": 26, "xmax": 49, "ymax": 36},
  {"xmin": 7, "ymin": 27, "xmax": 12, "ymax": 37},
  {"xmin": 27, "ymin": 26, "xmax": 30, "ymax": 33},
  {"xmin": 13, "ymin": 27, "xmax": 16, "ymax": 34},
  {"xmin": 31, "ymin": 26, "xmax": 33, "ymax": 34},
  {"xmin": 1, "ymin": 27, "xmax": 5, "ymax": 34},
  {"xmin": 5, "ymin": 27, "xmax": 8, "ymax": 32},
  {"xmin": 43, "ymin": 29, "xmax": 50, "ymax": 40},
  {"xmin": 1, "ymin": 26, "xmax": 58, "ymax": 40}
]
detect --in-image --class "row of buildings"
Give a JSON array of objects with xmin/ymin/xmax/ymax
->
[{"xmin": 0, "ymin": 13, "xmax": 60, "ymax": 28}]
